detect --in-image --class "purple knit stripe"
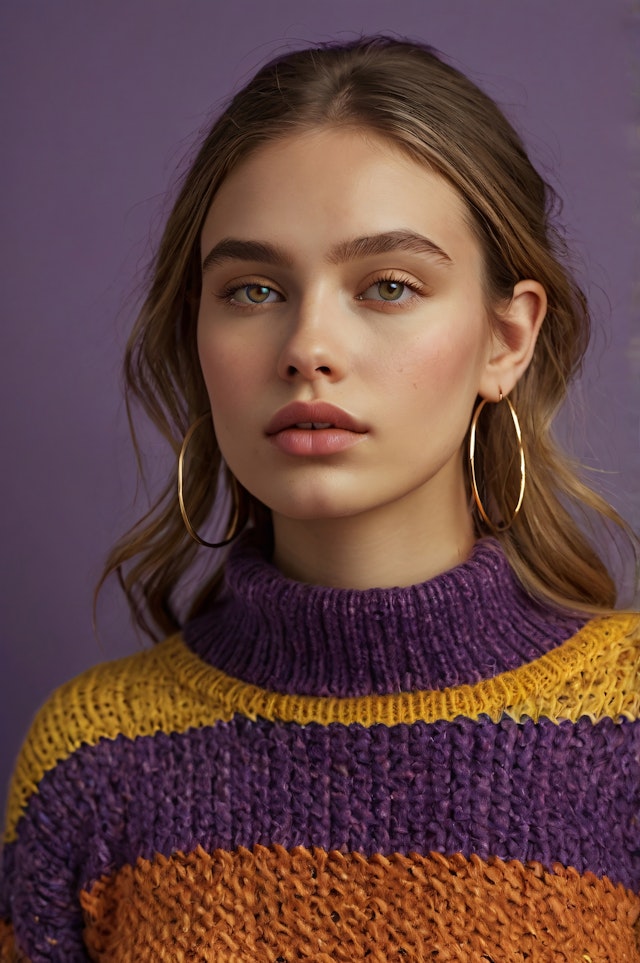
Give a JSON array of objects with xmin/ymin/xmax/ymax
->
[
  {"xmin": 2, "ymin": 716, "xmax": 637, "ymax": 914},
  {"xmin": 183, "ymin": 537, "xmax": 588, "ymax": 696}
]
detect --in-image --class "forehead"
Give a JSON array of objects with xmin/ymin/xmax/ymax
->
[{"xmin": 200, "ymin": 127, "xmax": 480, "ymax": 265}]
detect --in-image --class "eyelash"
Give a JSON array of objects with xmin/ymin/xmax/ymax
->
[
  {"xmin": 218, "ymin": 281, "xmax": 283, "ymax": 306},
  {"xmin": 357, "ymin": 273, "xmax": 424, "ymax": 304},
  {"xmin": 216, "ymin": 272, "xmax": 425, "ymax": 307}
]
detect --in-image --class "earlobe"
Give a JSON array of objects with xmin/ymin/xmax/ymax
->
[{"xmin": 480, "ymin": 280, "xmax": 547, "ymax": 399}]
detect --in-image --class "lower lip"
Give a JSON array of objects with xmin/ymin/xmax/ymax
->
[{"xmin": 268, "ymin": 428, "xmax": 367, "ymax": 456}]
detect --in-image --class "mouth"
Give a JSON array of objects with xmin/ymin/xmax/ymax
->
[
  {"xmin": 266, "ymin": 402, "xmax": 368, "ymax": 436},
  {"xmin": 265, "ymin": 402, "xmax": 368, "ymax": 456}
]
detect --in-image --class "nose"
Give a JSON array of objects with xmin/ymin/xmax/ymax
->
[{"xmin": 276, "ymin": 296, "xmax": 348, "ymax": 383}]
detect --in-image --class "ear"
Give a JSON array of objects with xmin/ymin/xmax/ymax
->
[{"xmin": 478, "ymin": 280, "xmax": 547, "ymax": 399}]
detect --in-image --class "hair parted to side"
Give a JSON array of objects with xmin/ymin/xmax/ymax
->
[{"xmin": 99, "ymin": 36, "xmax": 636, "ymax": 640}]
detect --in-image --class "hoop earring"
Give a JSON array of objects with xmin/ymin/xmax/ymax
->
[
  {"xmin": 468, "ymin": 392, "xmax": 526, "ymax": 533},
  {"xmin": 178, "ymin": 413, "xmax": 243, "ymax": 548}
]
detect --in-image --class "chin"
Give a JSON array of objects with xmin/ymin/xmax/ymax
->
[
  {"xmin": 272, "ymin": 502, "xmax": 356, "ymax": 522},
  {"xmin": 262, "ymin": 490, "xmax": 370, "ymax": 522}
]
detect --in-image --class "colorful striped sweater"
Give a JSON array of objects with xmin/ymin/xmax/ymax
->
[{"xmin": 1, "ymin": 537, "xmax": 639, "ymax": 961}]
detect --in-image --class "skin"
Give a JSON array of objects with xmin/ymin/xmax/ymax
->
[{"xmin": 197, "ymin": 128, "xmax": 546, "ymax": 589}]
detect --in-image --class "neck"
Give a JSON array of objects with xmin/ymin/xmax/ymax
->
[{"xmin": 272, "ymin": 476, "xmax": 475, "ymax": 589}]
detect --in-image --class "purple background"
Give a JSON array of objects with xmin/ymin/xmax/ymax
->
[{"xmin": 1, "ymin": 1, "xmax": 638, "ymax": 813}]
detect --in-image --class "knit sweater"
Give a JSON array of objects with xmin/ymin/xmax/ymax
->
[{"xmin": 1, "ymin": 538, "xmax": 639, "ymax": 961}]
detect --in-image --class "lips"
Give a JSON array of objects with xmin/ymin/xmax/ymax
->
[
  {"xmin": 265, "ymin": 402, "xmax": 369, "ymax": 456},
  {"xmin": 266, "ymin": 402, "xmax": 367, "ymax": 436}
]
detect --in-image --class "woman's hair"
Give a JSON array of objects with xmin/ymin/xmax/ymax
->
[{"xmin": 99, "ymin": 36, "xmax": 635, "ymax": 640}]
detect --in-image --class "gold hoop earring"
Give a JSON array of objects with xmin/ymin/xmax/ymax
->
[
  {"xmin": 468, "ymin": 392, "xmax": 526, "ymax": 533},
  {"xmin": 178, "ymin": 413, "xmax": 243, "ymax": 548}
]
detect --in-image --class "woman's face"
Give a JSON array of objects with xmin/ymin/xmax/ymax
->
[{"xmin": 197, "ymin": 127, "xmax": 499, "ymax": 529}]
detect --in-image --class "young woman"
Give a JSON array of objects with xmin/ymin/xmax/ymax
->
[{"xmin": 1, "ymin": 37, "xmax": 638, "ymax": 962}]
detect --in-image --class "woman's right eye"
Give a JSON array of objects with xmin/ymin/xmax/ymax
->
[{"xmin": 225, "ymin": 283, "xmax": 282, "ymax": 304}]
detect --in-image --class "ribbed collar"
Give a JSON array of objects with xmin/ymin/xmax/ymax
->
[{"xmin": 183, "ymin": 536, "xmax": 587, "ymax": 697}]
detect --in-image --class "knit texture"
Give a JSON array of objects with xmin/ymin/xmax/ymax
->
[{"xmin": 1, "ymin": 537, "xmax": 639, "ymax": 961}]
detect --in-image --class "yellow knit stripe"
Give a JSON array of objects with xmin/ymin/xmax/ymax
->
[
  {"xmin": 4, "ymin": 613, "xmax": 639, "ymax": 845},
  {"xmin": 149, "ymin": 612, "xmax": 639, "ymax": 728}
]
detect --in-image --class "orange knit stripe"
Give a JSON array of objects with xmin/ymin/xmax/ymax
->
[
  {"xmin": 0, "ymin": 918, "xmax": 29, "ymax": 962},
  {"xmin": 80, "ymin": 845, "xmax": 640, "ymax": 962}
]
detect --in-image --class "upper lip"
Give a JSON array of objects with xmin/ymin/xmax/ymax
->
[{"xmin": 266, "ymin": 401, "xmax": 368, "ymax": 435}]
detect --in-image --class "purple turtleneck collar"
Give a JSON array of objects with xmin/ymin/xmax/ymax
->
[{"xmin": 182, "ymin": 536, "xmax": 588, "ymax": 698}]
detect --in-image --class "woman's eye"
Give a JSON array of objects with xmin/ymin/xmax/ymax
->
[
  {"xmin": 358, "ymin": 280, "xmax": 413, "ymax": 302},
  {"xmin": 230, "ymin": 284, "xmax": 281, "ymax": 304}
]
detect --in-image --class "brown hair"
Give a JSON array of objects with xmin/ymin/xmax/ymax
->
[{"xmin": 99, "ymin": 36, "xmax": 636, "ymax": 640}]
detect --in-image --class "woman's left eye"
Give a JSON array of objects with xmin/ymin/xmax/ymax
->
[{"xmin": 357, "ymin": 279, "xmax": 415, "ymax": 303}]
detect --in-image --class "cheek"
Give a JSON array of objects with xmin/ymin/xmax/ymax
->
[
  {"xmin": 387, "ymin": 327, "xmax": 484, "ymax": 397},
  {"xmin": 197, "ymin": 329, "xmax": 259, "ymax": 413}
]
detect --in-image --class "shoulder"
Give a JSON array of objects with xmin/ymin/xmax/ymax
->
[
  {"xmin": 586, "ymin": 609, "xmax": 640, "ymax": 636},
  {"xmin": 18, "ymin": 635, "xmax": 186, "ymax": 755},
  {"xmin": 574, "ymin": 609, "xmax": 640, "ymax": 657},
  {"xmin": 582, "ymin": 608, "xmax": 640, "ymax": 676},
  {"xmin": 3, "ymin": 634, "xmax": 220, "ymax": 846},
  {"xmin": 502, "ymin": 609, "xmax": 640, "ymax": 724}
]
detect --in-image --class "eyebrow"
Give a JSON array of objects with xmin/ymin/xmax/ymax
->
[
  {"xmin": 201, "ymin": 229, "xmax": 452, "ymax": 273},
  {"xmin": 202, "ymin": 239, "xmax": 292, "ymax": 273},
  {"xmin": 328, "ymin": 230, "xmax": 452, "ymax": 266}
]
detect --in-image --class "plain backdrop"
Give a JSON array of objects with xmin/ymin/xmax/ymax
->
[{"xmin": 1, "ymin": 0, "xmax": 639, "ymax": 812}]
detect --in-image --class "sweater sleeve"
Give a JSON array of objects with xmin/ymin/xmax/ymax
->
[
  {"xmin": 1, "ymin": 688, "xmax": 96, "ymax": 963},
  {"xmin": 0, "ymin": 638, "xmax": 206, "ymax": 962}
]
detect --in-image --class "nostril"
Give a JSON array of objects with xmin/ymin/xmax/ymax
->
[{"xmin": 286, "ymin": 363, "xmax": 332, "ymax": 377}]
